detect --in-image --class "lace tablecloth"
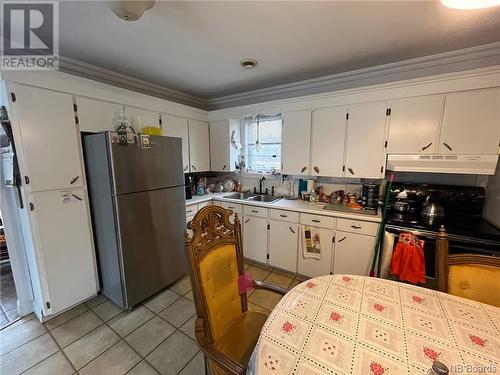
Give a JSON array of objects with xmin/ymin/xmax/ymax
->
[{"xmin": 251, "ymin": 275, "xmax": 499, "ymax": 375}]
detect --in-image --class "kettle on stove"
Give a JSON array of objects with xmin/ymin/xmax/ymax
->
[{"xmin": 420, "ymin": 192, "xmax": 445, "ymax": 220}]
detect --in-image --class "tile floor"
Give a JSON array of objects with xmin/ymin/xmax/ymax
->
[
  {"xmin": 1, "ymin": 264, "xmax": 20, "ymax": 329},
  {"xmin": 0, "ymin": 260, "xmax": 307, "ymax": 375}
]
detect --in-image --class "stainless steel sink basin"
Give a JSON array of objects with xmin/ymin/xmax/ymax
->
[{"xmin": 222, "ymin": 192, "xmax": 281, "ymax": 204}]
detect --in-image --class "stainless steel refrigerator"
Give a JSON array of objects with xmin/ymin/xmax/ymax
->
[{"xmin": 83, "ymin": 131, "xmax": 187, "ymax": 309}]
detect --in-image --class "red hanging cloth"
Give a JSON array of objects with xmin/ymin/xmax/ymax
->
[{"xmin": 390, "ymin": 232, "xmax": 426, "ymax": 285}]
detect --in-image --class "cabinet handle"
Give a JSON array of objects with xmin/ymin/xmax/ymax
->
[
  {"xmin": 348, "ymin": 168, "xmax": 355, "ymax": 175},
  {"xmin": 191, "ymin": 165, "xmax": 196, "ymax": 171},
  {"xmin": 313, "ymin": 166, "xmax": 320, "ymax": 173},
  {"xmin": 245, "ymin": 218, "xmax": 250, "ymax": 223},
  {"xmin": 351, "ymin": 225, "xmax": 362, "ymax": 229},
  {"xmin": 312, "ymin": 219, "xmax": 321, "ymax": 223},
  {"xmin": 70, "ymin": 176, "xmax": 79, "ymax": 184},
  {"xmin": 443, "ymin": 142, "xmax": 453, "ymax": 151},
  {"xmin": 251, "ymin": 210, "xmax": 259, "ymax": 213},
  {"xmin": 184, "ymin": 166, "xmax": 189, "ymax": 172},
  {"xmin": 187, "ymin": 209, "xmax": 193, "ymax": 213},
  {"xmin": 228, "ymin": 206, "xmax": 234, "ymax": 209},
  {"xmin": 338, "ymin": 236, "xmax": 347, "ymax": 242},
  {"xmin": 300, "ymin": 166, "xmax": 307, "ymax": 173},
  {"xmin": 279, "ymin": 214, "xmax": 288, "ymax": 218},
  {"xmin": 289, "ymin": 226, "xmax": 296, "ymax": 234},
  {"xmin": 421, "ymin": 142, "xmax": 432, "ymax": 151},
  {"xmin": 222, "ymin": 164, "xmax": 227, "ymax": 170},
  {"xmin": 71, "ymin": 194, "xmax": 82, "ymax": 201}
]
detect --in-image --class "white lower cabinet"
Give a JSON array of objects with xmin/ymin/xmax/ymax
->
[
  {"xmin": 243, "ymin": 214, "xmax": 268, "ymax": 264},
  {"xmin": 298, "ymin": 226, "xmax": 334, "ymax": 278},
  {"xmin": 269, "ymin": 220, "xmax": 299, "ymax": 273},
  {"xmin": 333, "ymin": 231, "xmax": 375, "ymax": 276}
]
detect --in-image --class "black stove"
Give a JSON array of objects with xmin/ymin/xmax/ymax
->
[{"xmin": 386, "ymin": 183, "xmax": 500, "ymax": 245}]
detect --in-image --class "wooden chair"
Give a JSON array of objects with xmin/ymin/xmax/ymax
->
[
  {"xmin": 436, "ymin": 225, "xmax": 500, "ymax": 307},
  {"xmin": 184, "ymin": 205, "xmax": 288, "ymax": 375}
]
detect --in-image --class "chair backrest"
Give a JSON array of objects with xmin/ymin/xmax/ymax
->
[
  {"xmin": 436, "ymin": 226, "xmax": 500, "ymax": 307},
  {"xmin": 184, "ymin": 206, "xmax": 248, "ymax": 343}
]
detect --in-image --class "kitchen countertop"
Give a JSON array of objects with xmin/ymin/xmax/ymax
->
[{"xmin": 186, "ymin": 193, "xmax": 382, "ymax": 223}]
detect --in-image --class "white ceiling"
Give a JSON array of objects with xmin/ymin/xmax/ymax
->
[{"xmin": 60, "ymin": 1, "xmax": 500, "ymax": 99}]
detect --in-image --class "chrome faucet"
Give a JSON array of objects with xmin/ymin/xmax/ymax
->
[{"xmin": 258, "ymin": 176, "xmax": 266, "ymax": 194}]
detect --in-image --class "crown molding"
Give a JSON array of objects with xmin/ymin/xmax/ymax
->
[
  {"xmin": 207, "ymin": 42, "xmax": 500, "ymax": 110},
  {"xmin": 58, "ymin": 56, "xmax": 209, "ymax": 110}
]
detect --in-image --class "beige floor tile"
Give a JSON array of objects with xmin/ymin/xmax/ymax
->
[
  {"xmin": 169, "ymin": 275, "xmax": 192, "ymax": 295},
  {"xmin": 45, "ymin": 303, "xmax": 89, "ymax": 330},
  {"xmin": 143, "ymin": 289, "xmax": 180, "ymax": 314},
  {"xmin": 289, "ymin": 279, "xmax": 302, "ymax": 288},
  {"xmin": 79, "ymin": 340, "xmax": 141, "ymax": 375},
  {"xmin": 248, "ymin": 290, "xmax": 282, "ymax": 311},
  {"xmin": 246, "ymin": 264, "xmax": 271, "ymax": 281},
  {"xmin": 125, "ymin": 316, "xmax": 175, "ymax": 357},
  {"xmin": 179, "ymin": 351, "xmax": 204, "ymax": 375},
  {"xmin": 92, "ymin": 300, "xmax": 123, "ymax": 322},
  {"xmin": 85, "ymin": 294, "xmax": 108, "ymax": 308},
  {"xmin": 63, "ymin": 324, "xmax": 120, "ymax": 369},
  {"xmin": 183, "ymin": 290, "xmax": 194, "ymax": 302},
  {"xmin": 264, "ymin": 271, "xmax": 294, "ymax": 288},
  {"xmin": 146, "ymin": 331, "xmax": 199, "ymax": 375},
  {"xmin": 108, "ymin": 306, "xmax": 154, "ymax": 337},
  {"xmin": 1, "ymin": 294, "xmax": 18, "ymax": 311},
  {"xmin": 0, "ymin": 317, "xmax": 46, "ymax": 355},
  {"xmin": 295, "ymin": 274, "xmax": 310, "ymax": 282},
  {"xmin": 128, "ymin": 360, "xmax": 159, "ymax": 375},
  {"xmin": 179, "ymin": 315, "xmax": 196, "ymax": 340},
  {"xmin": 159, "ymin": 298, "xmax": 196, "ymax": 328},
  {"xmin": 247, "ymin": 302, "xmax": 270, "ymax": 313},
  {"xmin": 51, "ymin": 310, "xmax": 102, "ymax": 347},
  {"xmin": 23, "ymin": 351, "xmax": 74, "ymax": 375},
  {"xmin": 244, "ymin": 261, "xmax": 253, "ymax": 270},
  {"xmin": 0, "ymin": 333, "xmax": 58, "ymax": 375}
]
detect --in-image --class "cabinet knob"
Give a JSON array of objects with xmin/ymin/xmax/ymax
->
[
  {"xmin": 313, "ymin": 166, "xmax": 320, "ymax": 173},
  {"xmin": 222, "ymin": 164, "xmax": 227, "ymax": 170},
  {"xmin": 421, "ymin": 142, "xmax": 432, "ymax": 151},
  {"xmin": 289, "ymin": 226, "xmax": 296, "ymax": 234},
  {"xmin": 72, "ymin": 194, "xmax": 82, "ymax": 201},
  {"xmin": 312, "ymin": 219, "xmax": 321, "ymax": 223},
  {"xmin": 70, "ymin": 176, "xmax": 79, "ymax": 184},
  {"xmin": 338, "ymin": 236, "xmax": 347, "ymax": 242},
  {"xmin": 443, "ymin": 142, "xmax": 453, "ymax": 151},
  {"xmin": 348, "ymin": 168, "xmax": 355, "ymax": 175},
  {"xmin": 184, "ymin": 166, "xmax": 189, "ymax": 172},
  {"xmin": 300, "ymin": 166, "xmax": 307, "ymax": 173},
  {"xmin": 251, "ymin": 210, "xmax": 259, "ymax": 213},
  {"xmin": 280, "ymin": 214, "xmax": 287, "ymax": 218},
  {"xmin": 350, "ymin": 225, "xmax": 362, "ymax": 229},
  {"xmin": 245, "ymin": 218, "xmax": 250, "ymax": 223},
  {"xmin": 191, "ymin": 165, "xmax": 196, "ymax": 171}
]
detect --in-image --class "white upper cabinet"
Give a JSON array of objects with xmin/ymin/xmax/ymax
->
[
  {"xmin": 387, "ymin": 95, "xmax": 444, "ymax": 154},
  {"xmin": 124, "ymin": 106, "xmax": 160, "ymax": 131},
  {"xmin": 439, "ymin": 89, "xmax": 500, "ymax": 155},
  {"xmin": 12, "ymin": 85, "xmax": 84, "ymax": 191},
  {"xmin": 282, "ymin": 110, "xmax": 311, "ymax": 175},
  {"xmin": 188, "ymin": 119, "xmax": 210, "ymax": 172},
  {"xmin": 311, "ymin": 106, "xmax": 347, "ymax": 177},
  {"xmin": 163, "ymin": 115, "xmax": 190, "ymax": 172},
  {"xmin": 344, "ymin": 101, "xmax": 388, "ymax": 178},
  {"xmin": 76, "ymin": 97, "xmax": 123, "ymax": 133},
  {"xmin": 210, "ymin": 119, "xmax": 240, "ymax": 172}
]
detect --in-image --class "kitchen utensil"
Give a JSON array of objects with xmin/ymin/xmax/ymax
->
[
  {"xmin": 142, "ymin": 126, "xmax": 162, "ymax": 135},
  {"xmin": 214, "ymin": 182, "xmax": 224, "ymax": 192},
  {"xmin": 420, "ymin": 193, "xmax": 445, "ymax": 219},
  {"xmin": 222, "ymin": 178, "xmax": 235, "ymax": 192},
  {"xmin": 392, "ymin": 200, "xmax": 410, "ymax": 212}
]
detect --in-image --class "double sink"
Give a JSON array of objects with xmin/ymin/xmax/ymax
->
[{"xmin": 222, "ymin": 192, "xmax": 281, "ymax": 204}]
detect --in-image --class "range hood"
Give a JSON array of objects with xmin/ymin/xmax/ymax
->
[{"xmin": 386, "ymin": 154, "xmax": 499, "ymax": 175}]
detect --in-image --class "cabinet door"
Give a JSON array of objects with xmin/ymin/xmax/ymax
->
[
  {"xmin": 387, "ymin": 96, "xmax": 443, "ymax": 154},
  {"xmin": 439, "ymin": 89, "xmax": 500, "ymax": 154},
  {"xmin": 243, "ymin": 215, "xmax": 268, "ymax": 264},
  {"xmin": 189, "ymin": 120, "xmax": 210, "ymax": 172},
  {"xmin": 163, "ymin": 115, "xmax": 190, "ymax": 172},
  {"xmin": 333, "ymin": 232, "xmax": 375, "ymax": 276},
  {"xmin": 282, "ymin": 110, "xmax": 311, "ymax": 175},
  {"xmin": 29, "ymin": 189, "xmax": 98, "ymax": 315},
  {"xmin": 124, "ymin": 106, "xmax": 160, "ymax": 131},
  {"xmin": 345, "ymin": 101, "xmax": 388, "ymax": 178},
  {"xmin": 297, "ymin": 226, "xmax": 333, "ymax": 278},
  {"xmin": 269, "ymin": 220, "xmax": 298, "ymax": 273},
  {"xmin": 311, "ymin": 106, "xmax": 347, "ymax": 177},
  {"xmin": 12, "ymin": 85, "xmax": 84, "ymax": 191},
  {"xmin": 76, "ymin": 97, "xmax": 124, "ymax": 133},
  {"xmin": 210, "ymin": 120, "xmax": 230, "ymax": 171}
]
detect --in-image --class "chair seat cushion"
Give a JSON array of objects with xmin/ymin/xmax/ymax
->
[
  {"xmin": 449, "ymin": 264, "xmax": 500, "ymax": 307},
  {"xmin": 214, "ymin": 308, "xmax": 269, "ymax": 367}
]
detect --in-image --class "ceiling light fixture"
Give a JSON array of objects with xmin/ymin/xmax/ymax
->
[
  {"xmin": 240, "ymin": 59, "xmax": 258, "ymax": 69},
  {"xmin": 107, "ymin": 1, "xmax": 155, "ymax": 21},
  {"xmin": 441, "ymin": 0, "xmax": 500, "ymax": 9}
]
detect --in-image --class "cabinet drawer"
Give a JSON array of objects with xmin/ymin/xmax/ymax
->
[
  {"xmin": 198, "ymin": 201, "xmax": 211, "ymax": 209},
  {"xmin": 300, "ymin": 213, "xmax": 335, "ymax": 229},
  {"xmin": 270, "ymin": 209, "xmax": 299, "ymax": 223},
  {"xmin": 220, "ymin": 202, "xmax": 243, "ymax": 214},
  {"xmin": 336, "ymin": 219, "xmax": 378, "ymax": 236},
  {"xmin": 243, "ymin": 205, "xmax": 268, "ymax": 218},
  {"xmin": 185, "ymin": 204, "xmax": 198, "ymax": 216}
]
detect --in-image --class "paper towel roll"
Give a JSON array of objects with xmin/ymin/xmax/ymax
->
[{"xmin": 307, "ymin": 179, "xmax": 315, "ymax": 192}]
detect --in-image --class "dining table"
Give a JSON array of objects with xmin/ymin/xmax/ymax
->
[{"xmin": 248, "ymin": 274, "xmax": 499, "ymax": 375}]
